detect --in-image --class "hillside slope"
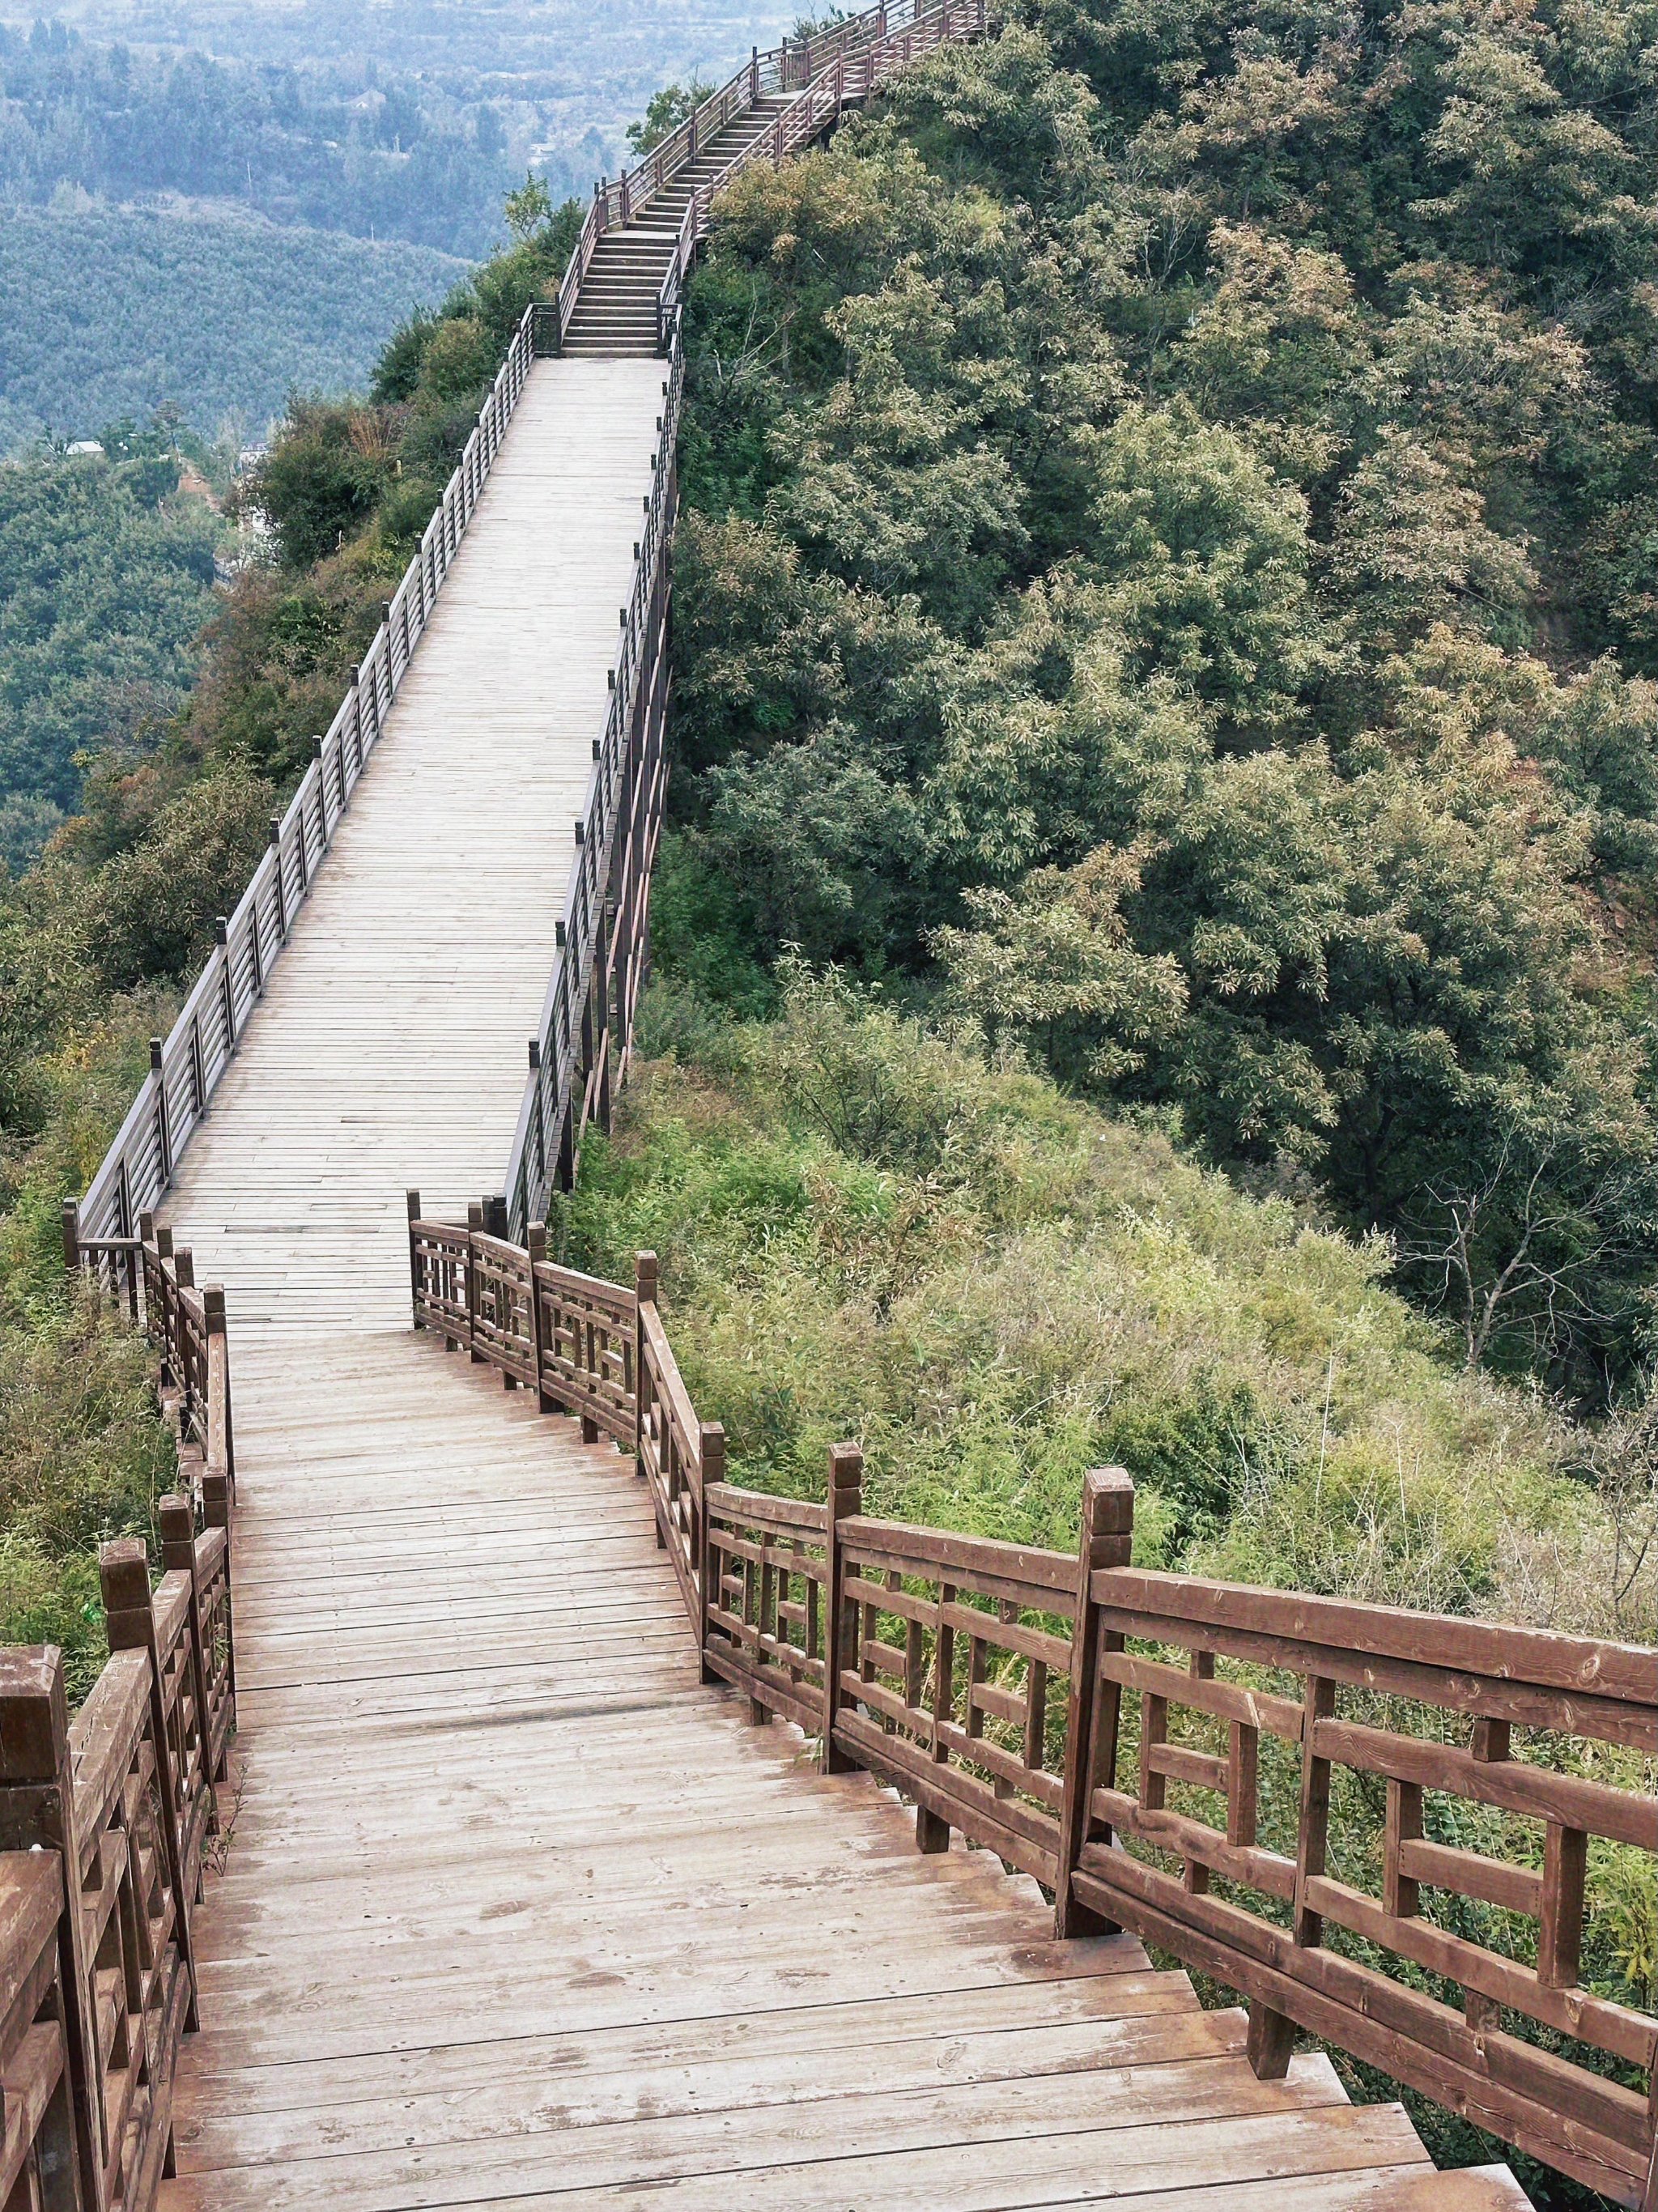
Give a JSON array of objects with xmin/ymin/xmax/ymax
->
[{"xmin": 0, "ymin": 200, "xmax": 469, "ymax": 451}]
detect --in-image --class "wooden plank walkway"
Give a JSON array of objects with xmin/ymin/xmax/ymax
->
[
  {"xmin": 154, "ymin": 353, "xmax": 1530, "ymax": 2210},
  {"xmin": 161, "ymin": 1338, "xmax": 1523, "ymax": 2211},
  {"xmin": 163, "ymin": 355, "xmax": 667, "ymax": 1335}
]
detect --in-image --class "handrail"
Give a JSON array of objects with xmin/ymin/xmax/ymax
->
[
  {"xmin": 2, "ymin": 1227, "xmax": 240, "ymax": 2212},
  {"xmin": 71, "ymin": 0, "xmax": 986, "ymax": 1253},
  {"xmin": 72, "ymin": 303, "xmax": 553, "ymax": 1252},
  {"xmin": 654, "ymin": 2, "xmax": 985, "ymax": 352},
  {"xmin": 406, "ymin": 1210, "xmax": 1658, "ymax": 2210}
]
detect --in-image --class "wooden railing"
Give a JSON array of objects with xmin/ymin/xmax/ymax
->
[
  {"xmin": 561, "ymin": 0, "xmax": 977, "ymax": 344},
  {"xmin": 72, "ymin": 0, "xmax": 985, "ymax": 1255},
  {"xmin": 503, "ymin": 0, "xmax": 987, "ymax": 1233},
  {"xmin": 498, "ymin": 345, "xmax": 680, "ymax": 1238},
  {"xmin": 3, "ymin": 1228, "xmax": 238, "ymax": 2211},
  {"xmin": 70, "ymin": 303, "xmax": 551, "ymax": 1253},
  {"xmin": 653, "ymin": 0, "xmax": 988, "ymax": 353},
  {"xmin": 409, "ymin": 1210, "xmax": 1658, "ymax": 2210}
]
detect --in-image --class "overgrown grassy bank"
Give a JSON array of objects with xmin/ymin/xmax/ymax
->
[{"xmin": 556, "ymin": 945, "xmax": 1656, "ymax": 2206}]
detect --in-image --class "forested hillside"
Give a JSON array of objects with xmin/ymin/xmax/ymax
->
[
  {"xmin": 0, "ymin": 19, "xmax": 528, "ymax": 251},
  {"xmin": 0, "ymin": 188, "xmax": 580, "ymax": 1694},
  {"xmin": 0, "ymin": 6, "xmax": 797, "ymax": 249},
  {"xmin": 672, "ymin": 0, "xmax": 1658, "ymax": 1415},
  {"xmin": 0, "ymin": 426, "xmax": 223, "ymax": 868},
  {"xmin": 0, "ymin": 200, "xmax": 468, "ymax": 452},
  {"xmin": 0, "ymin": 30, "xmax": 1652, "ymax": 2200}
]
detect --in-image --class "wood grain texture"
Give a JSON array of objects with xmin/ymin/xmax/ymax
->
[{"xmin": 141, "ymin": 338, "xmax": 1526, "ymax": 2208}]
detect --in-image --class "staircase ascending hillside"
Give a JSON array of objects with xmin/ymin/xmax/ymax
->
[{"xmin": 561, "ymin": 99, "xmax": 796, "ymax": 355}]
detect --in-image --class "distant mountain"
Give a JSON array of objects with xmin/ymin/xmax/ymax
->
[
  {"xmin": 0, "ymin": 199, "xmax": 468, "ymax": 453},
  {"xmin": 0, "ymin": 6, "xmax": 801, "ymax": 240}
]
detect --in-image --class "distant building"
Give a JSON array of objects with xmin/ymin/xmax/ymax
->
[{"xmin": 66, "ymin": 440, "xmax": 105, "ymax": 457}]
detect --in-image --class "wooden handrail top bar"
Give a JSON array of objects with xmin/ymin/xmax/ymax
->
[
  {"xmin": 843, "ymin": 1513, "xmax": 1078, "ymax": 1602},
  {"xmin": 705, "ymin": 1482, "xmax": 829, "ymax": 1534},
  {"xmin": 152, "ymin": 1572, "xmax": 193, "ymax": 1659},
  {"xmin": 1092, "ymin": 1565, "xmax": 1656, "ymax": 1716},
  {"xmin": 535, "ymin": 1257, "xmax": 638, "ymax": 1314}
]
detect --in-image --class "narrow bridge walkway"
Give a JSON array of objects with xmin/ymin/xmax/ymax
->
[{"xmin": 164, "ymin": 356, "xmax": 664, "ymax": 1334}]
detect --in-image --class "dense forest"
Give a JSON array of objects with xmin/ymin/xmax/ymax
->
[
  {"xmin": 0, "ymin": 423, "xmax": 223, "ymax": 867},
  {"xmin": 0, "ymin": 11, "xmax": 1654, "ymax": 2198},
  {"xmin": 0, "ymin": 5, "xmax": 793, "ymax": 448},
  {"xmin": 671, "ymin": 0, "xmax": 1658, "ymax": 1419},
  {"xmin": 0, "ymin": 200, "xmax": 467, "ymax": 451},
  {"xmin": 0, "ymin": 6, "xmax": 797, "ymax": 249},
  {"xmin": 0, "ymin": 19, "xmax": 534, "ymax": 250}
]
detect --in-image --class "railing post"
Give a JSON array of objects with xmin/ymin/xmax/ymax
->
[
  {"xmin": 0, "ymin": 1648, "xmax": 107, "ymax": 2211},
  {"xmin": 151, "ymin": 1038, "xmax": 172, "ymax": 1187},
  {"xmin": 406, "ymin": 1189, "xmax": 424, "ymax": 1327},
  {"xmin": 1054, "ymin": 1467, "xmax": 1134, "ymax": 1938},
  {"xmin": 466, "ymin": 1200, "xmax": 484, "ymax": 1361},
  {"xmin": 823, "ymin": 1441, "xmax": 863, "ymax": 1773},
  {"xmin": 526, "ymin": 1223, "xmax": 553, "ymax": 1410},
  {"xmin": 631, "ymin": 1256, "xmax": 658, "ymax": 1477},
  {"xmin": 204, "ymin": 1283, "xmax": 234, "ymax": 1491},
  {"xmin": 100, "ymin": 1540, "xmax": 199, "ymax": 2030},
  {"xmin": 697, "ymin": 1420, "xmax": 724, "ymax": 1680},
  {"xmin": 61, "ymin": 1198, "xmax": 80, "ymax": 1274},
  {"xmin": 269, "ymin": 816, "xmax": 287, "ymax": 942},
  {"xmin": 159, "ymin": 1495, "xmax": 219, "ymax": 1837},
  {"xmin": 482, "ymin": 1195, "xmax": 516, "ymax": 1390},
  {"xmin": 1247, "ymin": 1671, "xmax": 1337, "ymax": 2078},
  {"xmin": 215, "ymin": 916, "xmax": 234, "ymax": 1061}
]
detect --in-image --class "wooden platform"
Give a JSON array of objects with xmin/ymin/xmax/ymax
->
[
  {"xmin": 161, "ymin": 355, "xmax": 666, "ymax": 1335},
  {"xmin": 159, "ymin": 1336, "xmax": 1528, "ymax": 2211}
]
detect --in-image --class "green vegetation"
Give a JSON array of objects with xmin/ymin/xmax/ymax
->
[
  {"xmin": 0, "ymin": 185, "xmax": 585, "ymax": 1696},
  {"xmin": 0, "ymin": 428, "xmax": 223, "ymax": 869},
  {"xmin": 568, "ymin": 961, "xmax": 1601, "ymax": 1620},
  {"xmin": 0, "ymin": 6, "xmax": 801, "ymax": 252},
  {"xmin": 671, "ymin": 3, "xmax": 1658, "ymax": 1414},
  {"xmin": 0, "ymin": 38, "xmax": 1652, "ymax": 2193},
  {"xmin": 0, "ymin": 182, "xmax": 582, "ymax": 1300},
  {"xmin": 563, "ymin": 952, "xmax": 1655, "ymax": 2205},
  {"xmin": 0, "ymin": 1291, "xmax": 176, "ymax": 1702},
  {"xmin": 0, "ymin": 202, "xmax": 469, "ymax": 454},
  {"xmin": 0, "ymin": 19, "xmax": 521, "ymax": 253}
]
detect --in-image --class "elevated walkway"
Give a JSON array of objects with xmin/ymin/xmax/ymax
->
[
  {"xmin": 148, "ymin": 213, "xmax": 1520, "ymax": 2212},
  {"xmin": 46, "ymin": 8, "xmax": 1592, "ymax": 2207}
]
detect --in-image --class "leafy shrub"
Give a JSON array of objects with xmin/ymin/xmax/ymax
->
[{"xmin": 0, "ymin": 1289, "xmax": 176, "ymax": 1704}]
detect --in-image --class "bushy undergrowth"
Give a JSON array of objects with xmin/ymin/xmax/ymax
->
[
  {"xmin": 563, "ymin": 966, "xmax": 1598, "ymax": 1622},
  {"xmin": 559, "ymin": 961, "xmax": 1653, "ymax": 2206},
  {"xmin": 0, "ymin": 1288, "xmax": 175, "ymax": 1702}
]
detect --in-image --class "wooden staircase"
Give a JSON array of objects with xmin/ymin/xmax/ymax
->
[{"xmin": 561, "ymin": 98, "xmax": 796, "ymax": 356}]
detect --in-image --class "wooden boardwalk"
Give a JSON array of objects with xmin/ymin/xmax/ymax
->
[
  {"xmin": 151, "ymin": 343, "xmax": 1528, "ymax": 2212},
  {"xmin": 163, "ymin": 355, "xmax": 666, "ymax": 1335},
  {"xmin": 160, "ymin": 1338, "xmax": 1520, "ymax": 2211}
]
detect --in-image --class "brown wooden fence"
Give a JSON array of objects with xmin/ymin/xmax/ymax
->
[
  {"xmin": 410, "ymin": 1207, "xmax": 1657, "ymax": 2210},
  {"xmin": 2, "ymin": 1231, "xmax": 236, "ymax": 2210},
  {"xmin": 558, "ymin": 0, "xmax": 987, "ymax": 355}
]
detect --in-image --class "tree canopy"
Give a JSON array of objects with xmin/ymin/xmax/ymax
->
[{"xmin": 670, "ymin": 1, "xmax": 1658, "ymax": 1406}]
